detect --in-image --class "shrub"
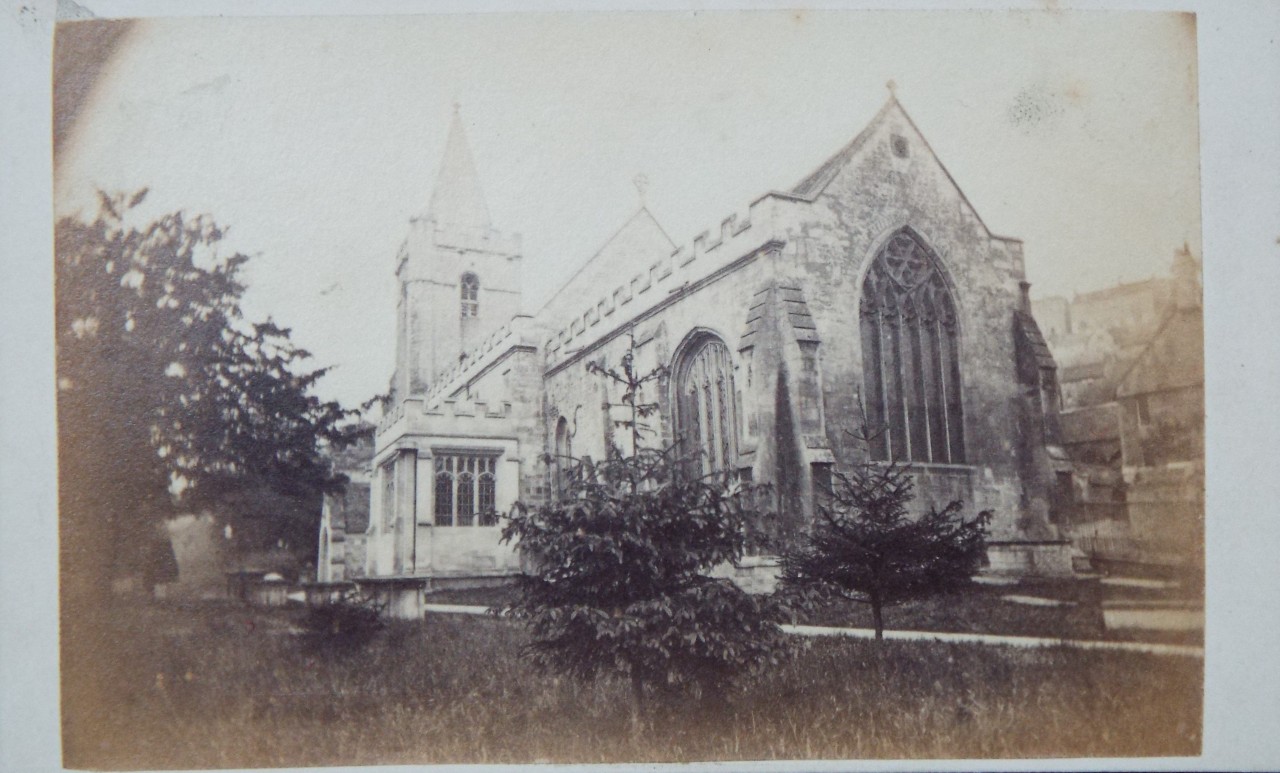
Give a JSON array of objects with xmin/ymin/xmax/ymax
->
[
  {"xmin": 780, "ymin": 426, "xmax": 990, "ymax": 640},
  {"xmin": 500, "ymin": 343, "xmax": 787, "ymax": 708},
  {"xmin": 299, "ymin": 587, "xmax": 386, "ymax": 653}
]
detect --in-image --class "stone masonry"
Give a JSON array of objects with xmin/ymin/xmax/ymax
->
[{"xmin": 357, "ymin": 93, "xmax": 1074, "ymax": 605}]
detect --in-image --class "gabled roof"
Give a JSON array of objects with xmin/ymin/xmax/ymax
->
[
  {"xmin": 1014, "ymin": 309, "xmax": 1057, "ymax": 384},
  {"xmin": 537, "ymin": 206, "xmax": 674, "ymax": 327},
  {"xmin": 426, "ymin": 107, "xmax": 492, "ymax": 232},
  {"xmin": 788, "ymin": 95, "xmax": 1014, "ymax": 243},
  {"xmin": 1115, "ymin": 306, "xmax": 1204, "ymax": 398},
  {"xmin": 790, "ymin": 98, "xmax": 899, "ymax": 198}
]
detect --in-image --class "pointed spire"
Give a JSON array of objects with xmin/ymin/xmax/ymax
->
[{"xmin": 426, "ymin": 104, "xmax": 492, "ymax": 232}]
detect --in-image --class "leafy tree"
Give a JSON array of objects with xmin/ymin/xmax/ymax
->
[
  {"xmin": 56, "ymin": 190, "xmax": 357, "ymax": 608},
  {"xmin": 157, "ymin": 318, "xmax": 357, "ymax": 566},
  {"xmin": 500, "ymin": 344, "xmax": 787, "ymax": 708},
  {"xmin": 779, "ymin": 425, "xmax": 990, "ymax": 640}
]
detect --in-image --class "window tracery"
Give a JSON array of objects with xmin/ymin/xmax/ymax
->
[
  {"xmin": 859, "ymin": 229, "xmax": 965, "ymax": 463},
  {"xmin": 460, "ymin": 273, "xmax": 479, "ymax": 318},
  {"xmin": 434, "ymin": 453, "xmax": 498, "ymax": 526},
  {"xmin": 674, "ymin": 335, "xmax": 738, "ymax": 476}
]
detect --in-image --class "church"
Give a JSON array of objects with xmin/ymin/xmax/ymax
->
[{"xmin": 345, "ymin": 93, "xmax": 1073, "ymax": 611}]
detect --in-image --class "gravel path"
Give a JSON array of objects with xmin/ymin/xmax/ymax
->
[{"xmin": 420, "ymin": 603, "xmax": 1204, "ymax": 658}]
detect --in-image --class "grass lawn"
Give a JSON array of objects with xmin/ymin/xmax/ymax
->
[{"xmin": 63, "ymin": 598, "xmax": 1201, "ymax": 769}]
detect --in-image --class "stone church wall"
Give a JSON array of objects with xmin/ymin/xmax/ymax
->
[
  {"xmin": 542, "ymin": 242, "xmax": 778, "ymax": 468},
  {"xmin": 781, "ymin": 104, "xmax": 1059, "ymax": 545},
  {"xmin": 361, "ymin": 97, "xmax": 1073, "ymax": 591},
  {"xmin": 536, "ymin": 100, "xmax": 1063, "ymax": 558}
]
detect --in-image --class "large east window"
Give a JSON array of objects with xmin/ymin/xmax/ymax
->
[
  {"xmin": 433, "ymin": 453, "xmax": 498, "ymax": 526},
  {"xmin": 859, "ymin": 228, "xmax": 965, "ymax": 463}
]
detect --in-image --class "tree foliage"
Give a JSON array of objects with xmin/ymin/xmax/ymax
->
[
  {"xmin": 780, "ymin": 428, "xmax": 990, "ymax": 640},
  {"xmin": 501, "ymin": 344, "xmax": 786, "ymax": 707},
  {"xmin": 56, "ymin": 190, "xmax": 357, "ymax": 601}
]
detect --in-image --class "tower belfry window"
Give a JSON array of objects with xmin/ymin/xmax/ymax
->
[
  {"xmin": 461, "ymin": 273, "xmax": 479, "ymax": 318},
  {"xmin": 859, "ymin": 229, "xmax": 965, "ymax": 464}
]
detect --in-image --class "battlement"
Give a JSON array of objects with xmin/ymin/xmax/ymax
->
[
  {"xmin": 543, "ymin": 192, "xmax": 804, "ymax": 368},
  {"xmin": 376, "ymin": 395, "xmax": 517, "ymax": 455},
  {"xmin": 421, "ymin": 313, "xmax": 537, "ymax": 404},
  {"xmin": 426, "ymin": 397, "xmax": 512, "ymax": 419}
]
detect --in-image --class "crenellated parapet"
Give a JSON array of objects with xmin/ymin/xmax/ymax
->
[
  {"xmin": 376, "ymin": 395, "xmax": 516, "ymax": 455},
  {"xmin": 541, "ymin": 192, "xmax": 808, "ymax": 369},
  {"xmin": 421, "ymin": 313, "xmax": 539, "ymax": 403}
]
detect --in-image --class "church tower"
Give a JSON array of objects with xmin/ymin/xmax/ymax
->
[{"xmin": 391, "ymin": 106, "xmax": 522, "ymax": 400}]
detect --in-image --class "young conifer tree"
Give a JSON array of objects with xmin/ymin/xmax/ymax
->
[
  {"xmin": 500, "ymin": 336, "xmax": 786, "ymax": 708},
  {"xmin": 779, "ymin": 419, "xmax": 991, "ymax": 640}
]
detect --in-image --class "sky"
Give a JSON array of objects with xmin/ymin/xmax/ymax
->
[{"xmin": 54, "ymin": 10, "xmax": 1202, "ymax": 409}]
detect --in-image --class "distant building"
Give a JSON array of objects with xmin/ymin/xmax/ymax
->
[
  {"xmin": 1043, "ymin": 249, "xmax": 1203, "ymax": 572},
  {"xmin": 1032, "ymin": 245, "xmax": 1199, "ymax": 411},
  {"xmin": 316, "ymin": 426, "xmax": 374, "ymax": 583}
]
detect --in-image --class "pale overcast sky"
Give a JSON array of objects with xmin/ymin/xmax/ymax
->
[{"xmin": 55, "ymin": 10, "xmax": 1201, "ymax": 409}]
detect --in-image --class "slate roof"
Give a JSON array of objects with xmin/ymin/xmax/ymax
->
[
  {"xmin": 1060, "ymin": 403, "xmax": 1122, "ymax": 445},
  {"xmin": 1116, "ymin": 306, "xmax": 1205, "ymax": 399},
  {"xmin": 538, "ymin": 207, "xmax": 674, "ymax": 329},
  {"xmin": 1014, "ymin": 310, "xmax": 1057, "ymax": 378},
  {"xmin": 1061, "ymin": 360, "xmax": 1108, "ymax": 384}
]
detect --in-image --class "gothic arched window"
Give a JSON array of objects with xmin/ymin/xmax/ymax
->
[
  {"xmin": 554, "ymin": 415, "xmax": 573, "ymax": 494},
  {"xmin": 859, "ymin": 229, "xmax": 965, "ymax": 464},
  {"xmin": 674, "ymin": 334, "xmax": 738, "ymax": 476},
  {"xmin": 460, "ymin": 273, "xmax": 479, "ymax": 318}
]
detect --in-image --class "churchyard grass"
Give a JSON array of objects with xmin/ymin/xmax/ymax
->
[{"xmin": 64, "ymin": 598, "xmax": 1200, "ymax": 769}]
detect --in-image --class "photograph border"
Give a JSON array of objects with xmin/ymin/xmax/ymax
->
[{"xmin": 4, "ymin": 1, "xmax": 1279, "ymax": 770}]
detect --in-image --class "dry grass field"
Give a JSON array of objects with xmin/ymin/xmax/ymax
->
[{"xmin": 62, "ymin": 597, "xmax": 1201, "ymax": 769}]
